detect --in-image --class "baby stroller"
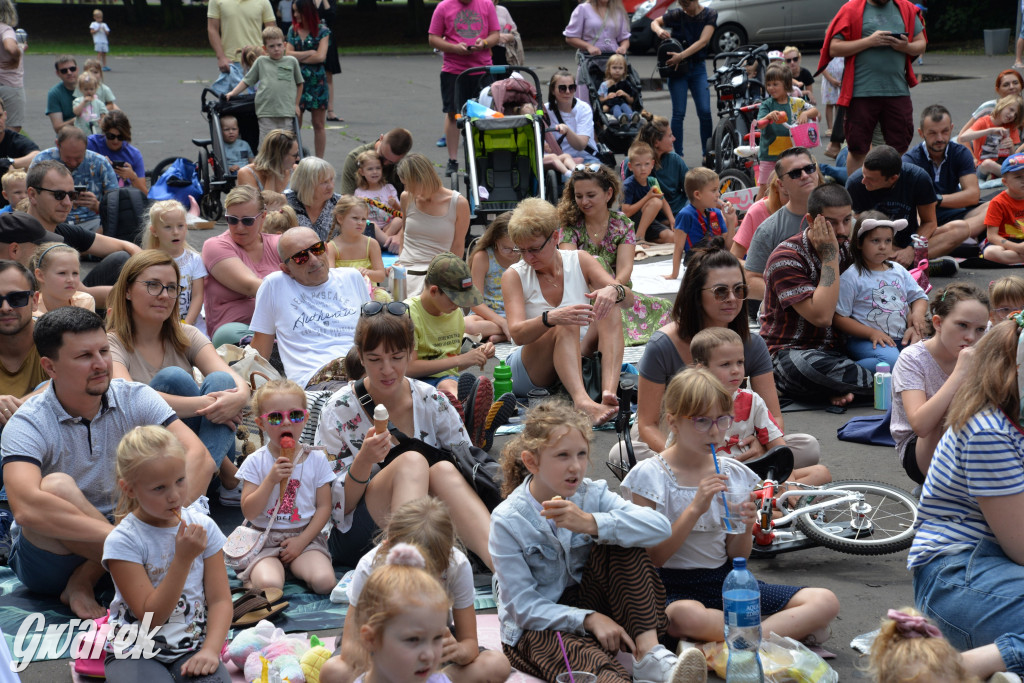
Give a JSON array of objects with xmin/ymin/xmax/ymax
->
[
  {"xmin": 189, "ymin": 87, "xmax": 304, "ymax": 221},
  {"xmin": 453, "ymin": 65, "xmax": 556, "ymax": 226},
  {"xmin": 578, "ymin": 53, "xmax": 645, "ymax": 155}
]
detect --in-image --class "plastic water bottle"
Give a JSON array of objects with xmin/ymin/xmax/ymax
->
[
  {"xmin": 390, "ymin": 265, "xmax": 407, "ymax": 302},
  {"xmin": 723, "ymin": 557, "xmax": 764, "ymax": 683},
  {"xmin": 493, "ymin": 360, "xmax": 513, "ymax": 398},
  {"xmin": 874, "ymin": 361, "xmax": 892, "ymax": 411}
]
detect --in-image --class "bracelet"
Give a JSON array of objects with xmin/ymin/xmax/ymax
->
[
  {"xmin": 613, "ymin": 284, "xmax": 626, "ymax": 303},
  {"xmin": 347, "ymin": 467, "xmax": 370, "ymax": 485},
  {"xmin": 542, "ymin": 310, "xmax": 554, "ymax": 327}
]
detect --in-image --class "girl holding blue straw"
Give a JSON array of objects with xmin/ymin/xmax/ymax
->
[{"xmin": 621, "ymin": 368, "xmax": 839, "ymax": 647}]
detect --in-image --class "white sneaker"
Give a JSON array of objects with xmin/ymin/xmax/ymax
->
[
  {"xmin": 219, "ymin": 481, "xmax": 243, "ymax": 507},
  {"xmin": 186, "ymin": 495, "xmax": 210, "ymax": 516},
  {"xmin": 633, "ymin": 643, "xmax": 698, "ymax": 683},
  {"xmin": 674, "ymin": 647, "xmax": 707, "ymax": 683}
]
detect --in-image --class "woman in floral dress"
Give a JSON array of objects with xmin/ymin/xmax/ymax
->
[
  {"xmin": 557, "ymin": 164, "xmax": 671, "ymax": 345},
  {"xmin": 287, "ymin": 0, "xmax": 329, "ymax": 158}
]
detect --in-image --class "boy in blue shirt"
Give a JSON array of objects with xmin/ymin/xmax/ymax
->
[
  {"xmin": 220, "ymin": 116, "xmax": 253, "ymax": 175},
  {"xmin": 621, "ymin": 142, "xmax": 674, "ymax": 244},
  {"xmin": 665, "ymin": 166, "xmax": 737, "ymax": 279}
]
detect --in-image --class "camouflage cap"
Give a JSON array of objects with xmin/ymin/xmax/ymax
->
[{"xmin": 425, "ymin": 252, "xmax": 483, "ymax": 308}]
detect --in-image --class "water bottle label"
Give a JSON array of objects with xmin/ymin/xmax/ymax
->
[{"xmin": 723, "ymin": 597, "xmax": 760, "ymax": 628}]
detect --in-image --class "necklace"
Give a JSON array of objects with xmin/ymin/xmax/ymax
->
[
  {"xmin": 539, "ymin": 259, "xmax": 563, "ymax": 288},
  {"xmin": 585, "ymin": 217, "xmax": 608, "ymax": 245}
]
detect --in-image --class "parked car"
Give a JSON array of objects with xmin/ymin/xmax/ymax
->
[{"xmin": 628, "ymin": 0, "xmax": 843, "ymax": 56}]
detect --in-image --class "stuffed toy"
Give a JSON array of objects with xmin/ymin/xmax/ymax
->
[
  {"xmin": 301, "ymin": 635, "xmax": 332, "ymax": 683},
  {"xmin": 222, "ymin": 619, "xmax": 310, "ymax": 682}
]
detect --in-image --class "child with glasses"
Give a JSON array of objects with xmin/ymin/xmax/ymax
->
[
  {"xmin": 465, "ymin": 212, "xmax": 519, "ymax": 343},
  {"xmin": 755, "ymin": 63, "xmax": 818, "ymax": 196},
  {"xmin": 620, "ymin": 367, "xmax": 839, "ymax": 648},
  {"xmin": 664, "ymin": 167, "xmax": 736, "ymax": 280},
  {"xmin": 235, "ymin": 378, "xmax": 337, "ymax": 594}
]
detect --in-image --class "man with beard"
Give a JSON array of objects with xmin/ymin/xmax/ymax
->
[
  {"xmin": 817, "ymin": 0, "xmax": 927, "ymax": 177},
  {"xmin": 0, "ymin": 308, "xmax": 215, "ymax": 618},
  {"xmin": 760, "ymin": 184, "xmax": 873, "ymax": 407},
  {"xmin": 903, "ymin": 104, "xmax": 989, "ymax": 241}
]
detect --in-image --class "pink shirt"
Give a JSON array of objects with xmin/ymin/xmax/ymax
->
[
  {"xmin": 428, "ymin": 0, "xmax": 500, "ymax": 74},
  {"xmin": 733, "ymin": 198, "xmax": 772, "ymax": 250},
  {"xmin": 201, "ymin": 232, "xmax": 281, "ymax": 335}
]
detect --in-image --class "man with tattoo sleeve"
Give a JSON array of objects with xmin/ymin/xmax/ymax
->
[{"xmin": 759, "ymin": 184, "xmax": 873, "ymax": 407}]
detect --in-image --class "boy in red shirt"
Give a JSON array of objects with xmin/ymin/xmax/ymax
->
[{"xmin": 982, "ymin": 153, "xmax": 1024, "ymax": 265}]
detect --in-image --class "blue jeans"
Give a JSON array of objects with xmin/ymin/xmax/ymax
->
[
  {"xmin": 845, "ymin": 336, "xmax": 903, "ymax": 372},
  {"xmin": 609, "ymin": 102, "xmax": 634, "ymax": 118},
  {"xmin": 667, "ymin": 66, "xmax": 712, "ymax": 157},
  {"xmin": 150, "ymin": 367, "xmax": 237, "ymax": 468},
  {"xmin": 914, "ymin": 539, "xmax": 1024, "ymax": 673}
]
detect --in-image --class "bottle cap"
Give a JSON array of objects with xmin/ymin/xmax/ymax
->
[
  {"xmin": 876, "ymin": 362, "xmax": 890, "ymax": 372},
  {"xmin": 732, "ymin": 557, "xmax": 747, "ymax": 569}
]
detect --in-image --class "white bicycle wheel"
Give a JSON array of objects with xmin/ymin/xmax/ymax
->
[{"xmin": 794, "ymin": 480, "xmax": 918, "ymax": 556}]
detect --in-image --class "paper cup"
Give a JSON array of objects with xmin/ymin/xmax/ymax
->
[
  {"xmin": 717, "ymin": 489, "xmax": 750, "ymax": 535},
  {"xmin": 556, "ymin": 673, "xmax": 597, "ymax": 683}
]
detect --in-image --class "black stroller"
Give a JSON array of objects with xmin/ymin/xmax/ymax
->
[{"xmin": 578, "ymin": 53, "xmax": 645, "ymax": 155}]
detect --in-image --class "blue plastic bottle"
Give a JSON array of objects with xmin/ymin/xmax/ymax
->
[
  {"xmin": 723, "ymin": 557, "xmax": 764, "ymax": 683},
  {"xmin": 874, "ymin": 361, "xmax": 892, "ymax": 411}
]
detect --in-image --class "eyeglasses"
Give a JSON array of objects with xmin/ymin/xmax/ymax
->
[
  {"xmin": 140, "ymin": 280, "xmax": 181, "ymax": 297},
  {"xmin": 556, "ymin": 83, "xmax": 577, "ymax": 93},
  {"xmin": 572, "ymin": 163, "xmax": 602, "ymax": 176},
  {"xmin": 361, "ymin": 301, "xmax": 410, "ymax": 317},
  {"xmin": 286, "ymin": 240, "xmax": 326, "ymax": 265},
  {"xmin": 512, "ymin": 232, "xmax": 553, "ymax": 256},
  {"xmin": 0, "ymin": 290, "xmax": 32, "ymax": 308},
  {"xmin": 260, "ymin": 408, "xmax": 308, "ymax": 426},
  {"xmin": 782, "ymin": 163, "xmax": 817, "ymax": 180},
  {"xmin": 496, "ymin": 243, "xmax": 518, "ymax": 256},
  {"xmin": 105, "ymin": 131, "xmax": 127, "ymax": 141},
  {"xmin": 59, "ymin": 66, "xmax": 77, "ymax": 74},
  {"xmin": 225, "ymin": 212, "xmax": 264, "ymax": 227},
  {"xmin": 32, "ymin": 186, "xmax": 79, "ymax": 201},
  {"xmin": 685, "ymin": 415, "xmax": 734, "ymax": 433},
  {"xmin": 992, "ymin": 306, "xmax": 1018, "ymax": 319},
  {"xmin": 785, "ymin": 57, "xmax": 800, "ymax": 63},
  {"xmin": 703, "ymin": 283, "xmax": 748, "ymax": 301}
]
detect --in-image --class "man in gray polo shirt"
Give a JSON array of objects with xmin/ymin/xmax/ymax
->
[{"xmin": 1, "ymin": 308, "xmax": 216, "ymax": 619}]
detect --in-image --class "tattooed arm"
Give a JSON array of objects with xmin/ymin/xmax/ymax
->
[{"xmin": 790, "ymin": 215, "xmax": 842, "ymax": 328}]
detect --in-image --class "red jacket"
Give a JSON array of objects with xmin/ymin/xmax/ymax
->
[{"xmin": 816, "ymin": 0, "xmax": 925, "ymax": 107}]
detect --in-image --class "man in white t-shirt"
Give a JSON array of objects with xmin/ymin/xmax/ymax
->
[{"xmin": 250, "ymin": 227, "xmax": 369, "ymax": 390}]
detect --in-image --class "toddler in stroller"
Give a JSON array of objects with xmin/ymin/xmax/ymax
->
[{"xmin": 579, "ymin": 52, "xmax": 644, "ymax": 155}]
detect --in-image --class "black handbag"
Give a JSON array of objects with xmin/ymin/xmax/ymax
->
[
  {"xmin": 580, "ymin": 351, "xmax": 603, "ymax": 403},
  {"xmin": 657, "ymin": 37, "xmax": 690, "ymax": 79}
]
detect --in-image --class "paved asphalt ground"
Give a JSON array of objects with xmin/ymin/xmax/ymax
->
[{"xmin": 7, "ymin": 45, "xmax": 1024, "ymax": 681}]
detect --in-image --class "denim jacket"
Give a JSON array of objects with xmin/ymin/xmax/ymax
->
[{"xmin": 489, "ymin": 476, "xmax": 671, "ymax": 646}]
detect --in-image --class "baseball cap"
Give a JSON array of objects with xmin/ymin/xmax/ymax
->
[
  {"xmin": 0, "ymin": 212, "xmax": 62, "ymax": 245},
  {"xmin": 1002, "ymin": 153, "xmax": 1024, "ymax": 176},
  {"xmin": 767, "ymin": 50, "xmax": 784, "ymax": 61},
  {"xmin": 425, "ymin": 252, "xmax": 483, "ymax": 308}
]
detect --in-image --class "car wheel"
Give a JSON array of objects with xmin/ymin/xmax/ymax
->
[{"xmin": 711, "ymin": 23, "xmax": 747, "ymax": 55}]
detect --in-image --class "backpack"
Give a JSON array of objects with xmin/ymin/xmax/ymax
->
[{"xmin": 99, "ymin": 187, "xmax": 148, "ymax": 244}]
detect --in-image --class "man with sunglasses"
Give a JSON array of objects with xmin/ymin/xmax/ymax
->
[
  {"xmin": 0, "ymin": 262, "xmax": 46, "ymax": 431},
  {"xmin": 250, "ymin": 226, "xmax": 369, "ymax": 390},
  {"xmin": 45, "ymin": 55, "xmax": 80, "ymax": 134},
  {"xmin": 31, "ymin": 127, "xmax": 118, "ymax": 237},
  {"xmin": 743, "ymin": 147, "xmax": 822, "ymax": 300},
  {"xmin": 338, "ymin": 127, "xmax": 412, "ymax": 196}
]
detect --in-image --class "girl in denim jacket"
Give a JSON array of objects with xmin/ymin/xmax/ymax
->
[{"xmin": 488, "ymin": 400, "xmax": 706, "ymax": 683}]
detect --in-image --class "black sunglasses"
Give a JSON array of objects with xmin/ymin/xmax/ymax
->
[
  {"xmin": 702, "ymin": 283, "xmax": 748, "ymax": 301},
  {"xmin": 59, "ymin": 66, "xmax": 77, "ymax": 74},
  {"xmin": 361, "ymin": 301, "xmax": 410, "ymax": 317},
  {"xmin": 556, "ymin": 83, "xmax": 577, "ymax": 93},
  {"xmin": 33, "ymin": 186, "xmax": 79, "ymax": 201},
  {"xmin": 105, "ymin": 131, "xmax": 127, "ymax": 141},
  {"xmin": 0, "ymin": 290, "xmax": 32, "ymax": 308},
  {"xmin": 286, "ymin": 241, "xmax": 326, "ymax": 265},
  {"xmin": 785, "ymin": 57, "xmax": 800, "ymax": 63},
  {"xmin": 782, "ymin": 163, "xmax": 817, "ymax": 180},
  {"xmin": 225, "ymin": 212, "xmax": 264, "ymax": 227}
]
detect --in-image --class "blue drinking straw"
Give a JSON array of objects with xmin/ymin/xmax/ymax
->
[{"xmin": 710, "ymin": 444, "xmax": 735, "ymax": 533}]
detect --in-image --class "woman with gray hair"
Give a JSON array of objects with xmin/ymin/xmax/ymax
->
[
  {"xmin": 0, "ymin": 0, "xmax": 25, "ymax": 133},
  {"xmin": 285, "ymin": 156, "xmax": 339, "ymax": 240}
]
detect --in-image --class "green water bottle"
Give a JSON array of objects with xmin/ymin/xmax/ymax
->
[{"xmin": 493, "ymin": 360, "xmax": 513, "ymax": 398}]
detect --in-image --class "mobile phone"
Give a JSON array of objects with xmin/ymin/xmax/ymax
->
[
  {"xmin": 74, "ymin": 185, "xmax": 87, "ymax": 193},
  {"xmin": 113, "ymin": 161, "xmax": 129, "ymax": 168},
  {"xmin": 888, "ymin": 31, "xmax": 908, "ymax": 39}
]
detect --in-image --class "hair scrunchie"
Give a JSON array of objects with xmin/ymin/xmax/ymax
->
[{"xmin": 886, "ymin": 610, "xmax": 942, "ymax": 639}]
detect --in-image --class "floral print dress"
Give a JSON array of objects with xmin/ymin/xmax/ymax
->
[
  {"xmin": 560, "ymin": 210, "xmax": 672, "ymax": 346},
  {"xmin": 287, "ymin": 23, "xmax": 330, "ymax": 111}
]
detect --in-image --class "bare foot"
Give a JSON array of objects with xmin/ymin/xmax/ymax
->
[
  {"xmin": 601, "ymin": 391, "xmax": 619, "ymax": 409},
  {"xmin": 60, "ymin": 583, "xmax": 106, "ymax": 619},
  {"xmin": 830, "ymin": 393, "xmax": 854, "ymax": 407},
  {"xmin": 577, "ymin": 399, "xmax": 616, "ymax": 426}
]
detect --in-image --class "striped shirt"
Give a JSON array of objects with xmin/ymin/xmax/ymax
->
[{"xmin": 907, "ymin": 408, "xmax": 1024, "ymax": 569}]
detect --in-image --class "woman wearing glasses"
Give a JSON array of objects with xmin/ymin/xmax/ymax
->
[
  {"xmin": 86, "ymin": 110, "xmax": 145, "ymax": 193},
  {"xmin": 557, "ymin": 163, "xmax": 671, "ymax": 346},
  {"xmin": 316, "ymin": 301, "xmax": 495, "ymax": 568},
  {"xmin": 502, "ymin": 197, "xmax": 633, "ymax": 426},
  {"xmin": 284, "ymin": 156, "xmax": 338, "ymax": 241},
  {"xmin": 237, "ymin": 128, "xmax": 300, "ymax": 194},
  {"xmin": 546, "ymin": 69, "xmax": 600, "ymax": 164},
  {"xmin": 395, "ymin": 153, "xmax": 469, "ymax": 297},
  {"xmin": 106, "ymin": 249, "xmax": 250, "ymax": 496},
  {"xmin": 615, "ymin": 238, "xmax": 822, "ymax": 469},
  {"xmin": 201, "ymin": 185, "xmax": 282, "ymax": 341}
]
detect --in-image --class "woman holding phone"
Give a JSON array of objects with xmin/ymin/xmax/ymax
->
[{"xmin": 86, "ymin": 110, "xmax": 146, "ymax": 192}]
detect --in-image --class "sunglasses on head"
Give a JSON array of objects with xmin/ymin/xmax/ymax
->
[
  {"xmin": 0, "ymin": 290, "xmax": 32, "ymax": 308},
  {"xmin": 782, "ymin": 163, "xmax": 817, "ymax": 180},
  {"xmin": 33, "ymin": 186, "xmax": 79, "ymax": 201},
  {"xmin": 286, "ymin": 240, "xmax": 326, "ymax": 265},
  {"xmin": 105, "ymin": 131, "xmax": 127, "ymax": 141},
  {"xmin": 702, "ymin": 283, "xmax": 748, "ymax": 301},
  {"xmin": 556, "ymin": 83, "xmax": 577, "ymax": 93},
  {"xmin": 361, "ymin": 301, "xmax": 410, "ymax": 317},
  {"xmin": 572, "ymin": 163, "xmax": 602, "ymax": 175},
  {"xmin": 59, "ymin": 66, "xmax": 77, "ymax": 74},
  {"xmin": 260, "ymin": 408, "xmax": 308, "ymax": 426},
  {"xmin": 225, "ymin": 212, "xmax": 264, "ymax": 227}
]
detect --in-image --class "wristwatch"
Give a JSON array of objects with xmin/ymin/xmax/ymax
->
[
  {"xmin": 542, "ymin": 310, "xmax": 554, "ymax": 327},
  {"xmin": 935, "ymin": 193, "xmax": 943, "ymax": 207}
]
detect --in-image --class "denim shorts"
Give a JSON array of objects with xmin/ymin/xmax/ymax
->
[
  {"xmin": 9, "ymin": 532, "xmax": 87, "ymax": 595},
  {"xmin": 508, "ymin": 346, "xmax": 556, "ymax": 399}
]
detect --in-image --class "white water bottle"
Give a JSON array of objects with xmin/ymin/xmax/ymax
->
[
  {"xmin": 874, "ymin": 361, "xmax": 892, "ymax": 411},
  {"xmin": 723, "ymin": 557, "xmax": 764, "ymax": 683}
]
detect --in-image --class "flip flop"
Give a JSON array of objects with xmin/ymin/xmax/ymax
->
[
  {"xmin": 326, "ymin": 112, "xmax": 343, "ymax": 122},
  {"xmin": 231, "ymin": 592, "xmax": 289, "ymax": 627},
  {"xmin": 231, "ymin": 586, "xmax": 283, "ymax": 608}
]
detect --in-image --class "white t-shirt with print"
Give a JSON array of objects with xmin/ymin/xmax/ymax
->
[
  {"xmin": 236, "ymin": 444, "xmax": 336, "ymax": 529},
  {"xmin": 175, "ymin": 250, "xmax": 208, "ymax": 323}
]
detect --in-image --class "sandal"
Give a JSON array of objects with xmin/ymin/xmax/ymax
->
[
  {"xmin": 326, "ymin": 112, "xmax": 343, "ymax": 122},
  {"xmin": 231, "ymin": 592, "xmax": 289, "ymax": 627},
  {"xmin": 231, "ymin": 586, "xmax": 284, "ymax": 608}
]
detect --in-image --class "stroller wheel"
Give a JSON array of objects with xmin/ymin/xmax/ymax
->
[{"xmin": 200, "ymin": 192, "xmax": 224, "ymax": 222}]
